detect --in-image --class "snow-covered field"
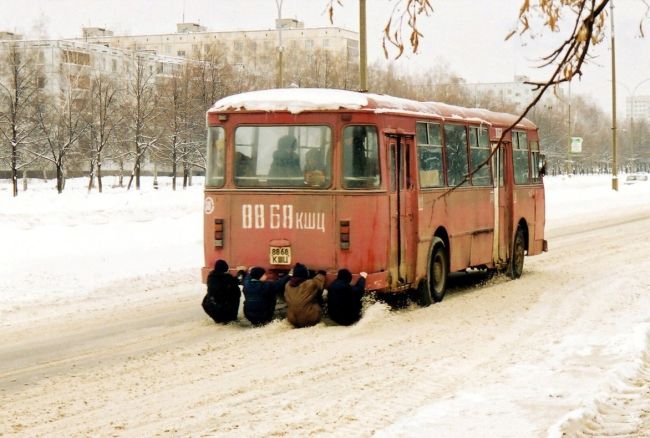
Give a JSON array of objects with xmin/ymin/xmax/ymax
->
[
  {"xmin": 0, "ymin": 177, "xmax": 204, "ymax": 326},
  {"xmin": 2, "ymin": 173, "xmax": 650, "ymax": 437}
]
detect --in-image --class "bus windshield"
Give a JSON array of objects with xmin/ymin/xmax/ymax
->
[{"xmin": 234, "ymin": 125, "xmax": 332, "ymax": 188}]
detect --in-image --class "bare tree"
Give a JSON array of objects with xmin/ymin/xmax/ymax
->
[
  {"xmin": 157, "ymin": 62, "xmax": 193, "ymax": 190},
  {"xmin": 123, "ymin": 53, "xmax": 159, "ymax": 190},
  {"xmin": 328, "ymin": 0, "xmax": 641, "ymax": 187},
  {"xmin": 87, "ymin": 70, "xmax": 120, "ymax": 192},
  {"xmin": 31, "ymin": 67, "xmax": 90, "ymax": 193},
  {"xmin": 190, "ymin": 44, "xmax": 237, "ymax": 175},
  {"xmin": 0, "ymin": 43, "xmax": 41, "ymax": 196}
]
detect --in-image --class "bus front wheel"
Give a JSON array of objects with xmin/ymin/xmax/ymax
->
[
  {"xmin": 416, "ymin": 239, "xmax": 449, "ymax": 306},
  {"xmin": 507, "ymin": 227, "xmax": 525, "ymax": 279}
]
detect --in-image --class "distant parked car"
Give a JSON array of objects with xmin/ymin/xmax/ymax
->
[{"xmin": 624, "ymin": 173, "xmax": 649, "ymax": 184}]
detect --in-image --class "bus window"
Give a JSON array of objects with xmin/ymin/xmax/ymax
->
[
  {"xmin": 342, "ymin": 125, "xmax": 380, "ymax": 189},
  {"xmin": 416, "ymin": 122, "xmax": 443, "ymax": 188},
  {"xmin": 469, "ymin": 126, "xmax": 492, "ymax": 186},
  {"xmin": 530, "ymin": 140, "xmax": 542, "ymax": 183},
  {"xmin": 206, "ymin": 126, "xmax": 225, "ymax": 187},
  {"xmin": 513, "ymin": 131, "xmax": 530, "ymax": 184},
  {"xmin": 444, "ymin": 124, "xmax": 469, "ymax": 187},
  {"xmin": 234, "ymin": 125, "xmax": 331, "ymax": 188}
]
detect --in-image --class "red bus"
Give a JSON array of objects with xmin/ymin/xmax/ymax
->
[{"xmin": 202, "ymin": 88, "xmax": 547, "ymax": 304}]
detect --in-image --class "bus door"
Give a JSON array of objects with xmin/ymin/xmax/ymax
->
[
  {"xmin": 387, "ymin": 133, "xmax": 417, "ymax": 287},
  {"xmin": 492, "ymin": 141, "xmax": 512, "ymax": 264}
]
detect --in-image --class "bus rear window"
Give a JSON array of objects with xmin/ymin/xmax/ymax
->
[
  {"xmin": 342, "ymin": 125, "xmax": 380, "ymax": 189},
  {"xmin": 206, "ymin": 126, "xmax": 225, "ymax": 187},
  {"xmin": 234, "ymin": 125, "xmax": 331, "ymax": 188}
]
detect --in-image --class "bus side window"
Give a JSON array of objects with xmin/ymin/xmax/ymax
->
[
  {"xmin": 469, "ymin": 126, "xmax": 492, "ymax": 186},
  {"xmin": 513, "ymin": 131, "xmax": 530, "ymax": 184},
  {"xmin": 530, "ymin": 140, "xmax": 542, "ymax": 183},
  {"xmin": 416, "ymin": 122, "xmax": 443, "ymax": 188},
  {"xmin": 342, "ymin": 125, "xmax": 380, "ymax": 189},
  {"xmin": 444, "ymin": 124, "xmax": 469, "ymax": 187},
  {"xmin": 206, "ymin": 126, "xmax": 225, "ymax": 187}
]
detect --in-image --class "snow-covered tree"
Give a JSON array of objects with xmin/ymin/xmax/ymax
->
[{"xmin": 0, "ymin": 43, "xmax": 41, "ymax": 197}]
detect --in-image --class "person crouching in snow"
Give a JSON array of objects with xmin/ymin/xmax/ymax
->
[
  {"xmin": 202, "ymin": 259, "xmax": 241, "ymax": 324},
  {"xmin": 243, "ymin": 267, "xmax": 290, "ymax": 326},
  {"xmin": 327, "ymin": 269, "xmax": 367, "ymax": 326},
  {"xmin": 284, "ymin": 263, "xmax": 326, "ymax": 328}
]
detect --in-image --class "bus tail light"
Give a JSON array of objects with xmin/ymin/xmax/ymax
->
[
  {"xmin": 340, "ymin": 220, "xmax": 350, "ymax": 250},
  {"xmin": 214, "ymin": 218, "xmax": 224, "ymax": 247}
]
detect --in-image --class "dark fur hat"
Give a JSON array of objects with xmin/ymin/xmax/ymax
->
[
  {"xmin": 214, "ymin": 259, "xmax": 229, "ymax": 273},
  {"xmin": 336, "ymin": 268, "xmax": 353, "ymax": 283},
  {"xmin": 250, "ymin": 267, "xmax": 266, "ymax": 280},
  {"xmin": 293, "ymin": 263, "xmax": 309, "ymax": 279}
]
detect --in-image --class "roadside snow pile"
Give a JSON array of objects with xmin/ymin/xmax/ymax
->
[{"xmin": 0, "ymin": 177, "xmax": 204, "ymax": 326}]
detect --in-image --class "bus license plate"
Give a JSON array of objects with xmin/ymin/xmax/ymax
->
[{"xmin": 269, "ymin": 247, "xmax": 291, "ymax": 265}]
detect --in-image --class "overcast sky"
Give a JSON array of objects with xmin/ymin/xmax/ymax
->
[{"xmin": 2, "ymin": 0, "xmax": 650, "ymax": 115}]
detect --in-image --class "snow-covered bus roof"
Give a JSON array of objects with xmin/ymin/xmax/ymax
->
[{"xmin": 210, "ymin": 88, "xmax": 536, "ymax": 130}]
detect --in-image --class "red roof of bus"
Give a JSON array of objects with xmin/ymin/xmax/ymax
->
[{"xmin": 209, "ymin": 88, "xmax": 537, "ymax": 130}]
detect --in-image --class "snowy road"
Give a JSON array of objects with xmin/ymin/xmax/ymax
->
[{"xmin": 2, "ymin": 176, "xmax": 650, "ymax": 437}]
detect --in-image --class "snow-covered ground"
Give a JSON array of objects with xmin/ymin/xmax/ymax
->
[
  {"xmin": 2, "ymin": 173, "xmax": 650, "ymax": 437},
  {"xmin": 0, "ymin": 177, "xmax": 203, "ymax": 326}
]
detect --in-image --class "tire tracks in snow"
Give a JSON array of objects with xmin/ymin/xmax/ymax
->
[{"xmin": 551, "ymin": 330, "xmax": 650, "ymax": 437}]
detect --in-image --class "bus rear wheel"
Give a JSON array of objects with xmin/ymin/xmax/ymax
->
[
  {"xmin": 416, "ymin": 239, "xmax": 449, "ymax": 306},
  {"xmin": 507, "ymin": 227, "xmax": 525, "ymax": 279}
]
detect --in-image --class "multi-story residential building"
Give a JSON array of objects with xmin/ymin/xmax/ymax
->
[
  {"xmin": 0, "ymin": 38, "xmax": 187, "ymax": 97},
  {"xmin": 626, "ymin": 95, "xmax": 650, "ymax": 123},
  {"xmin": 465, "ymin": 75, "xmax": 536, "ymax": 111},
  {"xmin": 77, "ymin": 19, "xmax": 359, "ymax": 85}
]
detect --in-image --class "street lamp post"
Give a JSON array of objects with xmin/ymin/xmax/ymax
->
[
  {"xmin": 275, "ymin": 0, "xmax": 284, "ymax": 89},
  {"xmin": 359, "ymin": 0, "xmax": 367, "ymax": 91},
  {"xmin": 610, "ymin": 0, "xmax": 618, "ymax": 191}
]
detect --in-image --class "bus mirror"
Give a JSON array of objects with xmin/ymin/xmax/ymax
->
[{"xmin": 539, "ymin": 154, "xmax": 547, "ymax": 177}]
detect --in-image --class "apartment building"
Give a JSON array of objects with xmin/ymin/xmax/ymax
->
[
  {"xmin": 626, "ymin": 95, "xmax": 650, "ymax": 123},
  {"xmin": 78, "ymin": 19, "xmax": 359, "ymax": 82},
  {"xmin": 466, "ymin": 75, "xmax": 536, "ymax": 111},
  {"xmin": 0, "ymin": 38, "xmax": 187, "ymax": 98}
]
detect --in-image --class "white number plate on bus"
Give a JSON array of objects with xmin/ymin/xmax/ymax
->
[{"xmin": 270, "ymin": 247, "xmax": 291, "ymax": 265}]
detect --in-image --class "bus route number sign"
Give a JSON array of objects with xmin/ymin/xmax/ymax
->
[{"xmin": 269, "ymin": 246, "xmax": 291, "ymax": 265}]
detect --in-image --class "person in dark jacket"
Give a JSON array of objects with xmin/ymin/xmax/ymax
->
[
  {"xmin": 327, "ymin": 269, "xmax": 367, "ymax": 326},
  {"xmin": 284, "ymin": 263, "xmax": 326, "ymax": 328},
  {"xmin": 202, "ymin": 259, "xmax": 241, "ymax": 324},
  {"xmin": 242, "ymin": 267, "xmax": 290, "ymax": 326},
  {"xmin": 269, "ymin": 135, "xmax": 302, "ymax": 182}
]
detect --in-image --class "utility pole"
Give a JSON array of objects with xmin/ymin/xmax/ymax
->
[
  {"xmin": 359, "ymin": 0, "xmax": 367, "ymax": 91},
  {"xmin": 567, "ymin": 81, "xmax": 572, "ymax": 175},
  {"xmin": 610, "ymin": 0, "xmax": 619, "ymax": 191},
  {"xmin": 275, "ymin": 0, "xmax": 284, "ymax": 88}
]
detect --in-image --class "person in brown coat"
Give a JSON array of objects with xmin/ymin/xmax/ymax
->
[{"xmin": 284, "ymin": 263, "xmax": 326, "ymax": 328}]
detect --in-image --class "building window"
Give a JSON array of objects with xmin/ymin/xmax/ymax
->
[{"xmin": 177, "ymin": 50, "xmax": 186, "ymax": 57}]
